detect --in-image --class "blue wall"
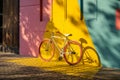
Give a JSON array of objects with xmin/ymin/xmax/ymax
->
[{"xmin": 79, "ymin": 0, "xmax": 120, "ymax": 68}]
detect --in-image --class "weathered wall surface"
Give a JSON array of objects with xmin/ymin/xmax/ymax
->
[
  {"xmin": 20, "ymin": 0, "xmax": 51, "ymax": 56},
  {"xmin": 83, "ymin": 0, "xmax": 120, "ymax": 68},
  {"xmin": 20, "ymin": 0, "xmax": 120, "ymax": 68}
]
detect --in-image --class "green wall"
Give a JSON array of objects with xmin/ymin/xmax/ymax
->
[{"xmin": 81, "ymin": 0, "xmax": 120, "ymax": 68}]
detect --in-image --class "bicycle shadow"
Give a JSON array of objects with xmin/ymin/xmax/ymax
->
[
  {"xmin": 79, "ymin": 38, "xmax": 101, "ymax": 67},
  {"xmin": 43, "ymin": 21, "xmax": 67, "ymax": 59}
]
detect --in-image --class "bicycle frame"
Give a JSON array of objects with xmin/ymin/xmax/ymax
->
[
  {"xmin": 50, "ymin": 33, "xmax": 69, "ymax": 56},
  {"xmin": 39, "ymin": 32, "xmax": 83, "ymax": 65}
]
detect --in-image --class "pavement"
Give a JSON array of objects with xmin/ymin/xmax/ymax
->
[{"xmin": 0, "ymin": 52, "xmax": 120, "ymax": 80}]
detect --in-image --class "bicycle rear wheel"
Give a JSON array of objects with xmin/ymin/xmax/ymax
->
[
  {"xmin": 82, "ymin": 46, "xmax": 101, "ymax": 67},
  {"xmin": 63, "ymin": 40, "xmax": 82, "ymax": 65},
  {"xmin": 39, "ymin": 39, "xmax": 54, "ymax": 61}
]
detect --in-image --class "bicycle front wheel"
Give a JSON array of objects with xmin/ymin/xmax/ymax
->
[
  {"xmin": 82, "ymin": 46, "xmax": 101, "ymax": 67},
  {"xmin": 63, "ymin": 40, "xmax": 82, "ymax": 65},
  {"xmin": 39, "ymin": 39, "xmax": 54, "ymax": 62}
]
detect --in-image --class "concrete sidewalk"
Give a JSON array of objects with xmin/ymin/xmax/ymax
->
[{"xmin": 0, "ymin": 52, "xmax": 120, "ymax": 80}]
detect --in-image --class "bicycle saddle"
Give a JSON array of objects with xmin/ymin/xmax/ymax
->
[
  {"xmin": 64, "ymin": 34, "xmax": 72, "ymax": 37},
  {"xmin": 79, "ymin": 38, "xmax": 87, "ymax": 44}
]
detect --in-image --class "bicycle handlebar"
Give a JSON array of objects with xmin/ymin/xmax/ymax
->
[{"xmin": 45, "ymin": 30, "xmax": 72, "ymax": 37}]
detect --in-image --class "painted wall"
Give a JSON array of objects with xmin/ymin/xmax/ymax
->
[
  {"xmin": 20, "ymin": 0, "xmax": 95, "ymax": 57},
  {"xmin": 20, "ymin": 0, "xmax": 51, "ymax": 57},
  {"xmin": 82, "ymin": 0, "xmax": 120, "ymax": 68},
  {"xmin": 20, "ymin": 0, "xmax": 120, "ymax": 68}
]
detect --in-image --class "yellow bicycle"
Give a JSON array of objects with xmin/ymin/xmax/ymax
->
[{"xmin": 39, "ymin": 31, "xmax": 82, "ymax": 65}]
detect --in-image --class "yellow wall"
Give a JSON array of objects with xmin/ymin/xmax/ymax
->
[{"xmin": 45, "ymin": 0, "xmax": 95, "ymax": 48}]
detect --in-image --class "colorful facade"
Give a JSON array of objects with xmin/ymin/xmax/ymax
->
[
  {"xmin": 83, "ymin": 0, "xmax": 120, "ymax": 68},
  {"xmin": 19, "ymin": 0, "xmax": 120, "ymax": 68}
]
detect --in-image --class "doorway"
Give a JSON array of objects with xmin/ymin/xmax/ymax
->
[{"xmin": 0, "ymin": 0, "xmax": 19, "ymax": 53}]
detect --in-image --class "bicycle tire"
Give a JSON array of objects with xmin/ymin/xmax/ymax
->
[
  {"xmin": 63, "ymin": 40, "xmax": 82, "ymax": 65},
  {"xmin": 82, "ymin": 46, "xmax": 101, "ymax": 67},
  {"xmin": 39, "ymin": 39, "xmax": 55, "ymax": 62}
]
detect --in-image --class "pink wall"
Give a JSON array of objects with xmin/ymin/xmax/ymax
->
[{"xmin": 20, "ymin": 0, "xmax": 51, "ymax": 57}]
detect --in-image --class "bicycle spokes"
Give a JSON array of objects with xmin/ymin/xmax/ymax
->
[
  {"xmin": 64, "ymin": 41, "xmax": 82, "ymax": 65},
  {"xmin": 39, "ymin": 40, "xmax": 54, "ymax": 61}
]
